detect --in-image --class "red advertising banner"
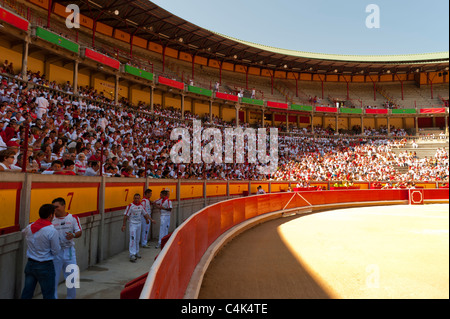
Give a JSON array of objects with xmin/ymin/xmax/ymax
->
[
  {"xmin": 158, "ymin": 76, "xmax": 185, "ymax": 90},
  {"xmin": 84, "ymin": 48, "xmax": 120, "ymax": 70},
  {"xmin": 315, "ymin": 106, "xmax": 338, "ymax": 113},
  {"xmin": 267, "ymin": 101, "xmax": 288, "ymax": 109},
  {"xmin": 215, "ymin": 92, "xmax": 239, "ymax": 102},
  {"xmin": 0, "ymin": 7, "xmax": 29, "ymax": 31},
  {"xmin": 420, "ymin": 108, "xmax": 446, "ymax": 114}
]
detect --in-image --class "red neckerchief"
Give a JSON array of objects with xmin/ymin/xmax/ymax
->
[
  {"xmin": 160, "ymin": 196, "xmax": 169, "ymax": 205},
  {"xmin": 30, "ymin": 218, "xmax": 52, "ymax": 234}
]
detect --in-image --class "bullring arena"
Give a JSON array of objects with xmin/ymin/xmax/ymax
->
[
  {"xmin": 198, "ymin": 204, "xmax": 449, "ymax": 299},
  {"xmin": 0, "ymin": 0, "xmax": 448, "ymax": 301}
]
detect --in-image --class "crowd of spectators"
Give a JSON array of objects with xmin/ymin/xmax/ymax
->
[
  {"xmin": 0, "ymin": 68, "xmax": 448, "ymax": 184},
  {"xmin": 272, "ymin": 136, "xmax": 448, "ymax": 182}
]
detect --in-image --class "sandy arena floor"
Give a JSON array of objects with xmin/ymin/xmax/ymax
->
[{"xmin": 198, "ymin": 204, "xmax": 449, "ymax": 299}]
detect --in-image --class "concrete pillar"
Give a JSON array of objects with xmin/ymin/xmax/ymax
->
[
  {"xmin": 73, "ymin": 60, "xmax": 79, "ymax": 96},
  {"xmin": 97, "ymin": 176, "xmax": 106, "ymax": 263},
  {"xmin": 177, "ymin": 179, "xmax": 181, "ymax": 227},
  {"xmin": 415, "ymin": 116, "xmax": 418, "ymax": 135},
  {"xmin": 235, "ymin": 104, "xmax": 240, "ymax": 127},
  {"xmin": 15, "ymin": 173, "xmax": 32, "ymax": 298},
  {"xmin": 128, "ymin": 85, "xmax": 133, "ymax": 105},
  {"xmin": 262, "ymin": 109, "xmax": 265, "ymax": 128},
  {"xmin": 209, "ymin": 100, "xmax": 213, "ymax": 122},
  {"xmin": 361, "ymin": 116, "xmax": 364, "ymax": 134},
  {"xmin": 21, "ymin": 37, "xmax": 29, "ymax": 80},
  {"xmin": 44, "ymin": 60, "xmax": 51, "ymax": 82},
  {"xmin": 286, "ymin": 113, "xmax": 289, "ymax": 132},
  {"xmin": 161, "ymin": 92, "xmax": 166, "ymax": 109},
  {"xmin": 181, "ymin": 94, "xmax": 185, "ymax": 120},
  {"xmin": 203, "ymin": 180, "xmax": 207, "ymax": 208},
  {"xmin": 89, "ymin": 71, "xmax": 95, "ymax": 89},
  {"xmin": 387, "ymin": 116, "xmax": 391, "ymax": 135},
  {"xmin": 445, "ymin": 115, "xmax": 448, "ymax": 135},
  {"xmin": 192, "ymin": 99, "xmax": 196, "ymax": 117},
  {"xmin": 150, "ymin": 86, "xmax": 154, "ymax": 113},
  {"xmin": 114, "ymin": 74, "xmax": 120, "ymax": 105}
]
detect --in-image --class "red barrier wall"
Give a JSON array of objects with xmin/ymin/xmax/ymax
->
[{"xmin": 142, "ymin": 189, "xmax": 448, "ymax": 299}]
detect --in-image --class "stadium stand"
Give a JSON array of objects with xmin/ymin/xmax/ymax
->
[
  {"xmin": 0, "ymin": 0, "xmax": 448, "ymax": 182},
  {"xmin": 0, "ymin": 0, "xmax": 449, "ymax": 299}
]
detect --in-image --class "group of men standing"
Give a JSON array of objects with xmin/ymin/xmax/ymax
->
[
  {"xmin": 121, "ymin": 189, "xmax": 173, "ymax": 262},
  {"xmin": 21, "ymin": 189, "xmax": 172, "ymax": 299},
  {"xmin": 21, "ymin": 197, "xmax": 82, "ymax": 299}
]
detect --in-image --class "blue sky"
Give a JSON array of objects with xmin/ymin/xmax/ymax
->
[{"xmin": 151, "ymin": 0, "xmax": 449, "ymax": 55}]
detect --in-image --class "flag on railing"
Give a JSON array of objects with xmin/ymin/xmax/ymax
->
[
  {"xmin": 420, "ymin": 108, "xmax": 446, "ymax": 114},
  {"xmin": 158, "ymin": 76, "xmax": 185, "ymax": 90},
  {"xmin": 316, "ymin": 106, "xmax": 338, "ymax": 113},
  {"xmin": 267, "ymin": 101, "xmax": 288, "ymax": 109},
  {"xmin": 84, "ymin": 48, "xmax": 120, "ymax": 70},
  {"xmin": 35, "ymin": 27, "xmax": 79, "ymax": 53},
  {"xmin": 0, "ymin": 7, "xmax": 29, "ymax": 31}
]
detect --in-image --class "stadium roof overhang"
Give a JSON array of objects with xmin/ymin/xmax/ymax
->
[{"xmin": 55, "ymin": 0, "xmax": 449, "ymax": 75}]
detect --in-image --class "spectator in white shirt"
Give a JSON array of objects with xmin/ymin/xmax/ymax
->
[{"xmin": 36, "ymin": 94, "xmax": 49, "ymax": 119}]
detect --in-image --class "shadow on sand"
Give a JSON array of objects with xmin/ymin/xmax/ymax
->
[{"xmin": 198, "ymin": 214, "xmax": 332, "ymax": 299}]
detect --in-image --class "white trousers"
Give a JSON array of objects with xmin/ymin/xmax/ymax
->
[
  {"xmin": 53, "ymin": 246, "xmax": 78, "ymax": 299},
  {"xmin": 141, "ymin": 217, "xmax": 150, "ymax": 246},
  {"xmin": 158, "ymin": 214, "xmax": 171, "ymax": 245},
  {"xmin": 129, "ymin": 223, "xmax": 142, "ymax": 257}
]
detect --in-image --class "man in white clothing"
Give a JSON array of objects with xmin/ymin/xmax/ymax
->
[
  {"xmin": 84, "ymin": 161, "xmax": 100, "ymax": 176},
  {"xmin": 141, "ymin": 189, "xmax": 155, "ymax": 248},
  {"xmin": 36, "ymin": 94, "xmax": 49, "ymax": 119},
  {"xmin": 51, "ymin": 197, "xmax": 82, "ymax": 299},
  {"xmin": 121, "ymin": 194, "xmax": 151, "ymax": 262},
  {"xmin": 256, "ymin": 185, "xmax": 266, "ymax": 194},
  {"xmin": 21, "ymin": 204, "xmax": 61, "ymax": 299},
  {"xmin": 154, "ymin": 190, "xmax": 173, "ymax": 249}
]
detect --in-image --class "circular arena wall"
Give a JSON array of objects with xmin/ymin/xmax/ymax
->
[{"xmin": 139, "ymin": 189, "xmax": 449, "ymax": 299}]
